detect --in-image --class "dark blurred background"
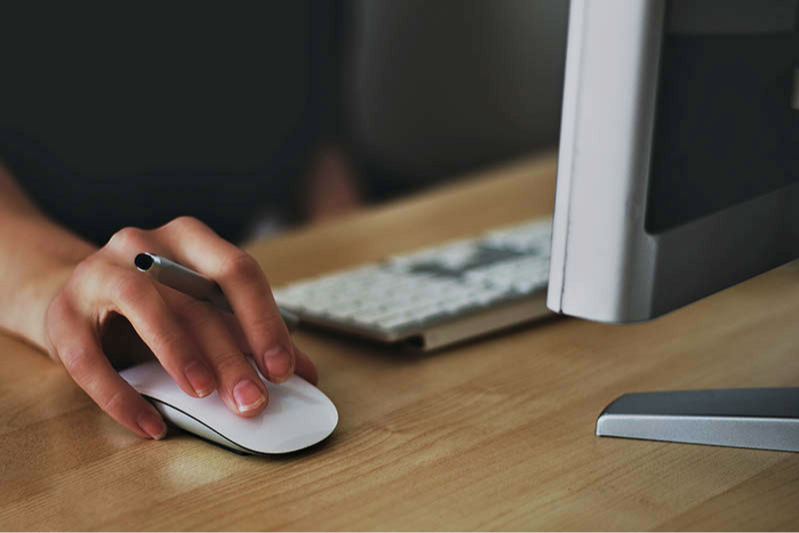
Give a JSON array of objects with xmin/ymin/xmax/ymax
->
[{"xmin": 0, "ymin": 1, "xmax": 568, "ymax": 245}]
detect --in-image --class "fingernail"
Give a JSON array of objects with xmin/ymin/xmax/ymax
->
[
  {"xmin": 184, "ymin": 361, "xmax": 215, "ymax": 397},
  {"xmin": 233, "ymin": 379, "xmax": 266, "ymax": 412},
  {"xmin": 137, "ymin": 411, "xmax": 167, "ymax": 440},
  {"xmin": 263, "ymin": 345, "xmax": 293, "ymax": 382}
]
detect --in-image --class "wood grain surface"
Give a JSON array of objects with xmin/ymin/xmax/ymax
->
[{"xmin": 2, "ymin": 152, "xmax": 799, "ymax": 530}]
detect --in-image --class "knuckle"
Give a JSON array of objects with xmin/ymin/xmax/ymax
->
[
  {"xmin": 46, "ymin": 290, "xmax": 71, "ymax": 323},
  {"xmin": 212, "ymin": 350, "xmax": 248, "ymax": 376},
  {"xmin": 106, "ymin": 226, "xmax": 146, "ymax": 253},
  {"xmin": 44, "ymin": 293, "xmax": 72, "ymax": 348},
  {"xmin": 151, "ymin": 326, "xmax": 188, "ymax": 355},
  {"xmin": 97, "ymin": 387, "xmax": 128, "ymax": 416},
  {"xmin": 162, "ymin": 216, "xmax": 203, "ymax": 233},
  {"xmin": 247, "ymin": 312, "xmax": 284, "ymax": 339},
  {"xmin": 218, "ymin": 251, "xmax": 262, "ymax": 282},
  {"xmin": 242, "ymin": 313, "xmax": 289, "ymax": 355},
  {"xmin": 59, "ymin": 344, "xmax": 94, "ymax": 378},
  {"xmin": 70, "ymin": 258, "xmax": 96, "ymax": 284}
]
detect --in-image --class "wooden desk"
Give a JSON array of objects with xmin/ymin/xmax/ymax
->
[{"xmin": 3, "ymin": 153, "xmax": 799, "ymax": 530}]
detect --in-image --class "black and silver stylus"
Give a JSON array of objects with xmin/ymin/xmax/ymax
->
[{"xmin": 134, "ymin": 252, "xmax": 299, "ymax": 331}]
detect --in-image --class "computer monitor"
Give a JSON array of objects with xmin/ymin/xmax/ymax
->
[{"xmin": 547, "ymin": 0, "xmax": 799, "ymax": 452}]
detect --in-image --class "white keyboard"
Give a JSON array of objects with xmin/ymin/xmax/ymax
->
[{"xmin": 274, "ymin": 218, "xmax": 552, "ymax": 350}]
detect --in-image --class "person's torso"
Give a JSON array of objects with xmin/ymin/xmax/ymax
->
[{"xmin": 1, "ymin": 3, "xmax": 323, "ymax": 243}]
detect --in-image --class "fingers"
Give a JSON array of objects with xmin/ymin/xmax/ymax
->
[
  {"xmin": 293, "ymin": 347, "xmax": 319, "ymax": 385},
  {"xmin": 74, "ymin": 260, "xmax": 217, "ymax": 399},
  {"xmin": 47, "ymin": 295, "xmax": 167, "ymax": 439},
  {"xmin": 45, "ymin": 220, "xmax": 320, "ymax": 442},
  {"xmin": 165, "ymin": 289, "xmax": 269, "ymax": 417},
  {"xmin": 106, "ymin": 264, "xmax": 218, "ymax": 399},
  {"xmin": 219, "ymin": 311, "xmax": 318, "ymax": 385},
  {"xmin": 105, "ymin": 226, "xmax": 167, "ymax": 264},
  {"xmin": 155, "ymin": 217, "xmax": 295, "ymax": 383}
]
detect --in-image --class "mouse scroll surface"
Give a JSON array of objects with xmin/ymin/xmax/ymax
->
[{"xmin": 119, "ymin": 360, "xmax": 338, "ymax": 454}]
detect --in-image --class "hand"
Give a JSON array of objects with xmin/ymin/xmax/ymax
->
[{"xmin": 44, "ymin": 216, "xmax": 317, "ymax": 440}]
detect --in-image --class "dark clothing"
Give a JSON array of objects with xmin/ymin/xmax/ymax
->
[
  {"xmin": 2, "ymin": 1, "xmax": 571, "ymax": 245},
  {"xmin": 1, "ymin": 2, "xmax": 340, "ymax": 244}
]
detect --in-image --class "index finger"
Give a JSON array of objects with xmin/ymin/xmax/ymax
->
[{"xmin": 155, "ymin": 217, "xmax": 295, "ymax": 383}]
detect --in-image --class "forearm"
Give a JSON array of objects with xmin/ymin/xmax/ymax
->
[{"xmin": 0, "ymin": 164, "xmax": 96, "ymax": 353}]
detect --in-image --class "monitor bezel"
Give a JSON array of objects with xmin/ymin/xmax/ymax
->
[{"xmin": 547, "ymin": 0, "xmax": 799, "ymax": 323}]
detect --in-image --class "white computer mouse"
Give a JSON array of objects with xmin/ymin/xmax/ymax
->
[{"xmin": 119, "ymin": 359, "xmax": 338, "ymax": 454}]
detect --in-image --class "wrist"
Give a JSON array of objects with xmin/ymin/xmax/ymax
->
[
  {"xmin": 20, "ymin": 262, "xmax": 81, "ymax": 356},
  {"xmin": 0, "ymin": 165, "xmax": 98, "ymax": 355},
  {"xmin": 0, "ymin": 218, "xmax": 96, "ymax": 356}
]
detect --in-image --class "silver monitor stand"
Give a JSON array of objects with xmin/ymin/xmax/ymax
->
[{"xmin": 596, "ymin": 388, "xmax": 799, "ymax": 452}]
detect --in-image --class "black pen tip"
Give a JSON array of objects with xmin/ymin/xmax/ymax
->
[{"xmin": 135, "ymin": 253, "xmax": 155, "ymax": 271}]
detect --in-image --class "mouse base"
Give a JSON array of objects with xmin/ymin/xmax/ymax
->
[{"xmin": 151, "ymin": 399, "xmax": 254, "ymax": 455}]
